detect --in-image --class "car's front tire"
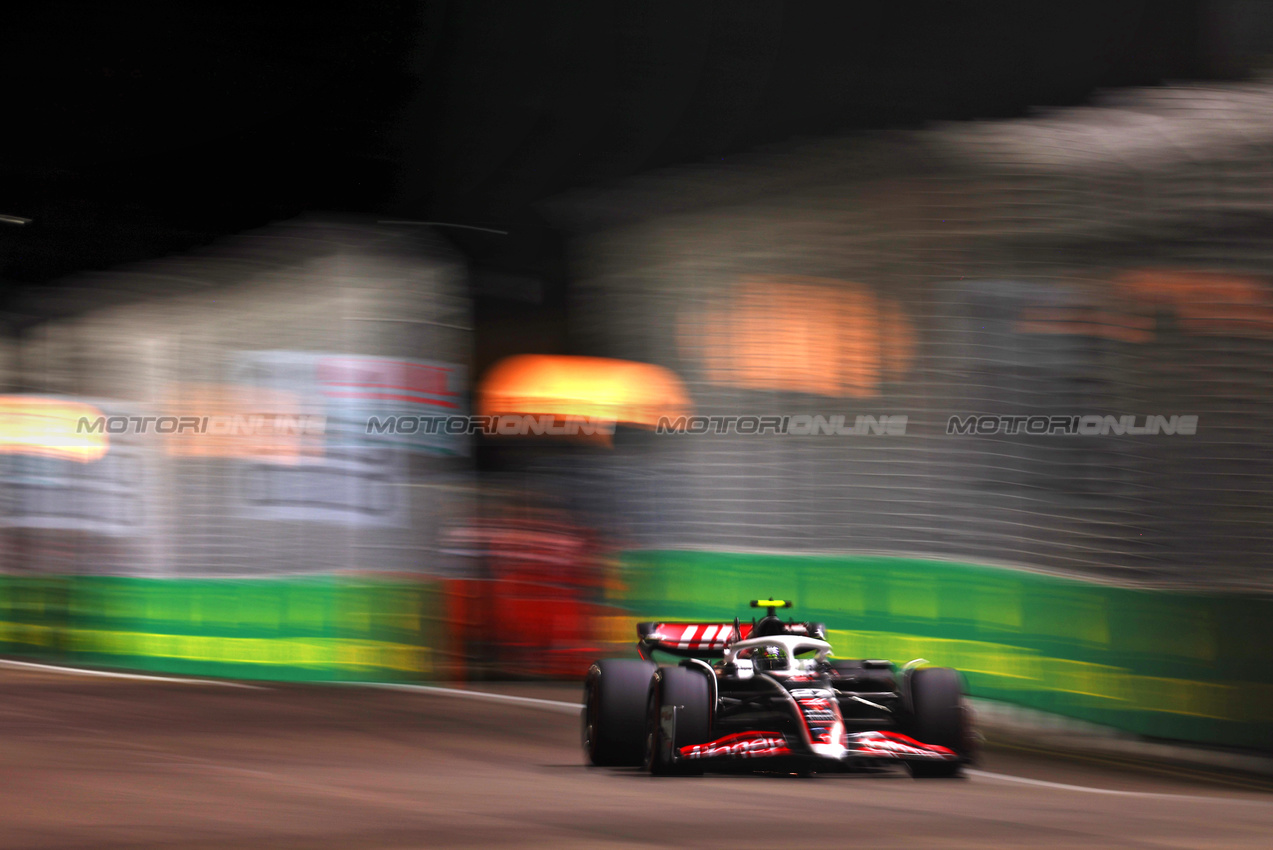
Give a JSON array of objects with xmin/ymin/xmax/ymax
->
[
  {"xmin": 904, "ymin": 666, "xmax": 971, "ymax": 778},
  {"xmin": 583, "ymin": 659, "xmax": 657, "ymax": 766},
  {"xmin": 644, "ymin": 666, "xmax": 711, "ymax": 775}
]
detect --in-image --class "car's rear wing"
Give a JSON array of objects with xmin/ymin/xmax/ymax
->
[{"xmin": 635, "ymin": 621, "xmax": 753, "ymax": 658}]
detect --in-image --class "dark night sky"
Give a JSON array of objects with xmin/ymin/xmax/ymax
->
[{"xmin": 0, "ymin": 1, "xmax": 1259, "ymax": 316}]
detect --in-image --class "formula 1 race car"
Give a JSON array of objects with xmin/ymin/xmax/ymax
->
[{"xmin": 583, "ymin": 600, "xmax": 975, "ymax": 777}]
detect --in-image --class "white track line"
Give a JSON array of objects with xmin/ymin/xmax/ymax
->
[
  {"xmin": 0, "ymin": 658, "xmax": 266, "ymax": 688},
  {"xmin": 360, "ymin": 683, "xmax": 1269, "ymax": 804},
  {"xmin": 352, "ymin": 682, "xmax": 582, "ymax": 713},
  {"xmin": 966, "ymin": 769, "xmax": 1269, "ymax": 804}
]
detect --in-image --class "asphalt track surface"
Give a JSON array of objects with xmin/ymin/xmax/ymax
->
[{"xmin": 2, "ymin": 667, "xmax": 1272, "ymax": 849}]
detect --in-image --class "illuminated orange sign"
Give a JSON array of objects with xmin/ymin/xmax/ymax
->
[
  {"xmin": 477, "ymin": 356, "xmax": 691, "ymax": 428},
  {"xmin": 0, "ymin": 397, "xmax": 109, "ymax": 462},
  {"xmin": 679, "ymin": 276, "xmax": 916, "ymax": 398}
]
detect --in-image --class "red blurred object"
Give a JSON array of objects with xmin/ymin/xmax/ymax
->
[{"xmin": 440, "ymin": 512, "xmax": 618, "ymax": 679}]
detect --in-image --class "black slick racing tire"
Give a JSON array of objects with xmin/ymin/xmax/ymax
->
[
  {"xmin": 583, "ymin": 659, "xmax": 657, "ymax": 766},
  {"xmin": 905, "ymin": 666, "xmax": 969, "ymax": 778},
  {"xmin": 644, "ymin": 666, "xmax": 711, "ymax": 775}
]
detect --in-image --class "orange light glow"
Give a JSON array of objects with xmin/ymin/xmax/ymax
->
[
  {"xmin": 679, "ymin": 276, "xmax": 916, "ymax": 398},
  {"xmin": 0, "ymin": 397, "xmax": 109, "ymax": 462},
  {"xmin": 1115, "ymin": 269, "xmax": 1273, "ymax": 337},
  {"xmin": 476, "ymin": 356, "xmax": 691, "ymax": 428}
]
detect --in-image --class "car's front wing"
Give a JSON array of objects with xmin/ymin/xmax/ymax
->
[{"xmin": 678, "ymin": 729, "xmax": 958, "ymax": 765}]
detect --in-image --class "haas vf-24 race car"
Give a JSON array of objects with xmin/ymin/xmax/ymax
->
[{"xmin": 583, "ymin": 600, "xmax": 974, "ymax": 776}]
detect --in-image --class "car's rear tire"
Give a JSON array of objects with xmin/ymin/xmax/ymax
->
[
  {"xmin": 904, "ymin": 666, "xmax": 969, "ymax": 778},
  {"xmin": 644, "ymin": 666, "xmax": 711, "ymax": 775},
  {"xmin": 582, "ymin": 659, "xmax": 657, "ymax": 766}
]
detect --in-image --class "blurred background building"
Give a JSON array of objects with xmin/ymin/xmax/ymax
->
[
  {"xmin": 4, "ymin": 219, "xmax": 470, "ymax": 578},
  {"xmin": 553, "ymin": 80, "xmax": 1273, "ymax": 592}
]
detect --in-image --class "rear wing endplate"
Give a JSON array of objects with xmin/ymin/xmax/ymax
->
[{"xmin": 636, "ymin": 621, "xmax": 753, "ymax": 657}]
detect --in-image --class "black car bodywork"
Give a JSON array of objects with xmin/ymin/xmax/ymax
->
[{"xmin": 583, "ymin": 602, "xmax": 975, "ymax": 776}]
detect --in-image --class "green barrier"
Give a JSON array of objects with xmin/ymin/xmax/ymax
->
[
  {"xmin": 0, "ymin": 575, "xmax": 70, "ymax": 658},
  {"xmin": 2, "ymin": 576, "xmax": 439, "ymax": 682},
  {"xmin": 618, "ymin": 551, "xmax": 1273, "ymax": 750}
]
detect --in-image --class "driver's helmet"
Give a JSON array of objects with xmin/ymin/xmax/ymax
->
[{"xmin": 752, "ymin": 643, "xmax": 787, "ymax": 673}]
